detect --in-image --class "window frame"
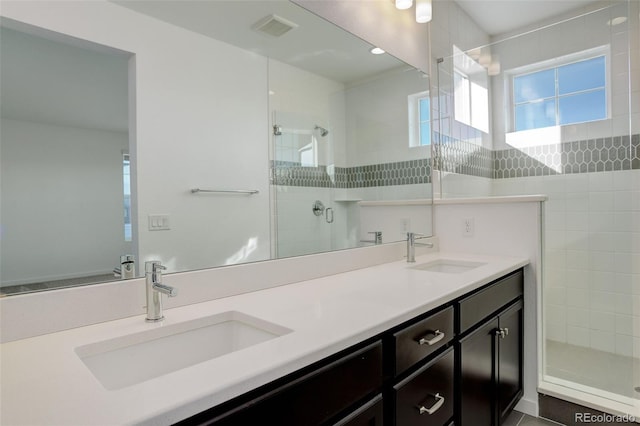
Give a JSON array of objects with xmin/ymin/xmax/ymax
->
[
  {"xmin": 408, "ymin": 90, "xmax": 431, "ymax": 147},
  {"xmin": 452, "ymin": 45, "xmax": 490, "ymax": 134},
  {"xmin": 122, "ymin": 152, "xmax": 132, "ymax": 242},
  {"xmin": 506, "ymin": 45, "xmax": 611, "ymax": 133}
]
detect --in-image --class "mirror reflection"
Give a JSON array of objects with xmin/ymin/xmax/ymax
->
[{"xmin": 0, "ymin": 1, "xmax": 432, "ymax": 296}]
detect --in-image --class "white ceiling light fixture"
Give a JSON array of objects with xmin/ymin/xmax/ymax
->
[
  {"xmin": 370, "ymin": 47, "xmax": 386, "ymax": 55},
  {"xmin": 415, "ymin": 0, "xmax": 432, "ymax": 23},
  {"xmin": 396, "ymin": 0, "xmax": 413, "ymax": 10}
]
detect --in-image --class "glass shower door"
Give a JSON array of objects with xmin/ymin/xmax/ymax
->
[{"xmin": 271, "ymin": 110, "xmax": 337, "ymax": 259}]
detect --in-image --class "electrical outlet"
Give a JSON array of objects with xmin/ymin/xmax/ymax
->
[{"xmin": 463, "ymin": 217, "xmax": 474, "ymax": 237}]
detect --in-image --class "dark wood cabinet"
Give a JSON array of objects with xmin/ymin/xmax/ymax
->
[
  {"xmin": 393, "ymin": 347, "xmax": 454, "ymax": 426},
  {"xmin": 175, "ymin": 268, "xmax": 524, "ymax": 426},
  {"xmin": 459, "ymin": 317, "xmax": 498, "ymax": 426},
  {"xmin": 177, "ymin": 342, "xmax": 383, "ymax": 426},
  {"xmin": 458, "ymin": 269, "xmax": 524, "ymax": 426},
  {"xmin": 333, "ymin": 395, "xmax": 384, "ymax": 426},
  {"xmin": 497, "ymin": 301, "xmax": 523, "ymax": 425},
  {"xmin": 392, "ymin": 306, "xmax": 454, "ymax": 376}
]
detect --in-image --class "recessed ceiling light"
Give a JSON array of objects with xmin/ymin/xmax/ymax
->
[
  {"xmin": 607, "ymin": 16, "xmax": 627, "ymax": 26},
  {"xmin": 370, "ymin": 47, "xmax": 385, "ymax": 55}
]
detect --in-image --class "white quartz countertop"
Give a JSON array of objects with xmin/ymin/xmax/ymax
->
[{"xmin": 0, "ymin": 252, "xmax": 528, "ymax": 425}]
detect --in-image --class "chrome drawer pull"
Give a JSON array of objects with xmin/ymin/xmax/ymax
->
[
  {"xmin": 418, "ymin": 330, "xmax": 444, "ymax": 346},
  {"xmin": 418, "ymin": 393, "xmax": 445, "ymax": 415}
]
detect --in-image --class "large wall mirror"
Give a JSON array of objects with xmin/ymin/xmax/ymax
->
[{"xmin": 0, "ymin": 1, "xmax": 432, "ymax": 296}]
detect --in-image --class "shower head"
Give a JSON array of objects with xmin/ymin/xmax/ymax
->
[{"xmin": 314, "ymin": 125, "xmax": 329, "ymax": 137}]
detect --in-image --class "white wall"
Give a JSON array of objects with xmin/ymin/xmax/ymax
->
[
  {"xmin": 0, "ymin": 0, "xmax": 272, "ymax": 274},
  {"xmin": 435, "ymin": 199, "xmax": 544, "ymax": 417},
  {"xmin": 344, "ymin": 69, "xmax": 431, "ymax": 167},
  {"xmin": 1, "ymin": 118, "xmax": 131, "ymax": 285}
]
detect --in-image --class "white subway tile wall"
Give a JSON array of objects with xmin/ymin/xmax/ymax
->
[{"xmin": 493, "ymin": 171, "xmax": 640, "ymax": 358}]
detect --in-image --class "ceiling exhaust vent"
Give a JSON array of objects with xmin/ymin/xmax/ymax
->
[{"xmin": 252, "ymin": 14, "xmax": 298, "ymax": 37}]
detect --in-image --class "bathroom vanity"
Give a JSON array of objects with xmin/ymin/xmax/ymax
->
[
  {"xmin": 0, "ymin": 253, "xmax": 527, "ymax": 425},
  {"xmin": 176, "ymin": 269, "xmax": 523, "ymax": 426}
]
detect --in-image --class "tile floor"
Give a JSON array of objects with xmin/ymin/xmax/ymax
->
[
  {"xmin": 505, "ymin": 410, "xmax": 564, "ymax": 426},
  {"xmin": 546, "ymin": 340, "xmax": 640, "ymax": 399}
]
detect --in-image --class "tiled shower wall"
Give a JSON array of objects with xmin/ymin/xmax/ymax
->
[
  {"xmin": 434, "ymin": 133, "xmax": 640, "ymax": 359},
  {"xmin": 494, "ymin": 170, "xmax": 640, "ymax": 358},
  {"xmin": 431, "ymin": 134, "xmax": 640, "ymax": 359},
  {"xmin": 431, "ymin": 0, "xmax": 640, "ymax": 361}
]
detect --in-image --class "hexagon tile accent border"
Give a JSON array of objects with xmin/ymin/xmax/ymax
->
[
  {"xmin": 270, "ymin": 134, "xmax": 639, "ymax": 188},
  {"xmin": 271, "ymin": 158, "xmax": 432, "ymax": 188},
  {"xmin": 493, "ymin": 134, "xmax": 640, "ymax": 179}
]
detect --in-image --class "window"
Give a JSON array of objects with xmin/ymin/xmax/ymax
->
[
  {"xmin": 409, "ymin": 91, "xmax": 430, "ymax": 147},
  {"xmin": 123, "ymin": 153, "xmax": 132, "ymax": 242},
  {"xmin": 512, "ymin": 53, "xmax": 607, "ymax": 132},
  {"xmin": 453, "ymin": 46, "xmax": 489, "ymax": 134}
]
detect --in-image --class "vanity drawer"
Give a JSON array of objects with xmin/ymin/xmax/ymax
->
[
  {"xmin": 458, "ymin": 269, "xmax": 523, "ymax": 334},
  {"xmin": 193, "ymin": 341, "xmax": 383, "ymax": 426},
  {"xmin": 393, "ymin": 306, "xmax": 454, "ymax": 375},
  {"xmin": 332, "ymin": 394, "xmax": 383, "ymax": 426},
  {"xmin": 393, "ymin": 347, "xmax": 454, "ymax": 426}
]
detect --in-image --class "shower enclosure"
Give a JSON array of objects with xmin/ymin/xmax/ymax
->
[
  {"xmin": 267, "ymin": 53, "xmax": 433, "ymax": 261},
  {"xmin": 433, "ymin": 0, "xmax": 639, "ymax": 417},
  {"xmin": 271, "ymin": 110, "xmax": 348, "ymax": 258}
]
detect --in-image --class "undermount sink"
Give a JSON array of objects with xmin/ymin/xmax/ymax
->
[
  {"xmin": 411, "ymin": 259, "xmax": 486, "ymax": 274},
  {"xmin": 75, "ymin": 311, "xmax": 292, "ymax": 390}
]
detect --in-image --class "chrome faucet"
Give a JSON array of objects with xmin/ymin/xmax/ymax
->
[
  {"xmin": 406, "ymin": 232, "xmax": 434, "ymax": 263},
  {"xmin": 145, "ymin": 261, "xmax": 177, "ymax": 322},
  {"xmin": 360, "ymin": 231, "xmax": 383, "ymax": 245},
  {"xmin": 113, "ymin": 254, "xmax": 136, "ymax": 279}
]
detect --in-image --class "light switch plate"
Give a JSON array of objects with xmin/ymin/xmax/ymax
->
[{"xmin": 148, "ymin": 214, "xmax": 170, "ymax": 231}]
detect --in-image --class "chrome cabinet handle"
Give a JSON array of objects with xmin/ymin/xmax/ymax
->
[
  {"xmin": 418, "ymin": 393, "xmax": 445, "ymax": 415},
  {"xmin": 495, "ymin": 328, "xmax": 508, "ymax": 338},
  {"xmin": 417, "ymin": 330, "xmax": 445, "ymax": 346}
]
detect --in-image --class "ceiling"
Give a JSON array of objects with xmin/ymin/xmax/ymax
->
[
  {"xmin": 112, "ymin": 0, "xmax": 406, "ymax": 84},
  {"xmin": 454, "ymin": 0, "xmax": 600, "ymax": 36}
]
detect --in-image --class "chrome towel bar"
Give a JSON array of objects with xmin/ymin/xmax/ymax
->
[{"xmin": 191, "ymin": 188, "xmax": 259, "ymax": 195}]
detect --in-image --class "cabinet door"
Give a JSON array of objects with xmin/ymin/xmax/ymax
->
[
  {"xmin": 497, "ymin": 301, "xmax": 523, "ymax": 425},
  {"xmin": 459, "ymin": 318, "xmax": 498, "ymax": 426}
]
